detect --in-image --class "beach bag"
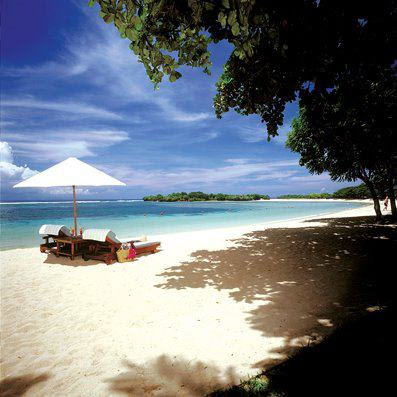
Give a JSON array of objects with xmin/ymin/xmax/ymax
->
[{"xmin": 116, "ymin": 244, "xmax": 136, "ymax": 263}]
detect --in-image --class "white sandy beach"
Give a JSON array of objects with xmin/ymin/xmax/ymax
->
[{"xmin": 0, "ymin": 202, "xmax": 390, "ymax": 396}]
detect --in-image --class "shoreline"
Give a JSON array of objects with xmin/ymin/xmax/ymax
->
[
  {"xmin": 0, "ymin": 198, "xmax": 372, "ymax": 205},
  {"xmin": 269, "ymin": 198, "xmax": 372, "ymax": 203},
  {"xmin": 120, "ymin": 202, "xmax": 376, "ymax": 252},
  {"xmin": 0, "ymin": 200, "xmax": 371, "ymax": 252},
  {"xmin": 1, "ymin": 202, "xmax": 391, "ymax": 396}
]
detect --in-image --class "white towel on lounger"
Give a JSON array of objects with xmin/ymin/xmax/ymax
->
[
  {"xmin": 39, "ymin": 224, "xmax": 71, "ymax": 236},
  {"xmin": 83, "ymin": 229, "xmax": 120, "ymax": 243}
]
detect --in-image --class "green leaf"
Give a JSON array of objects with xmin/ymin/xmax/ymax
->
[
  {"xmin": 163, "ymin": 55, "xmax": 173, "ymax": 65},
  {"xmin": 131, "ymin": 15, "xmax": 143, "ymax": 30},
  {"xmin": 234, "ymin": 48, "xmax": 245, "ymax": 59},
  {"xmin": 88, "ymin": 0, "xmax": 95, "ymax": 7},
  {"xmin": 103, "ymin": 14, "xmax": 114, "ymax": 24},
  {"xmin": 232, "ymin": 23, "xmax": 240, "ymax": 36},
  {"xmin": 114, "ymin": 17, "xmax": 122, "ymax": 29},
  {"xmin": 222, "ymin": 0, "xmax": 230, "ymax": 9},
  {"xmin": 169, "ymin": 70, "xmax": 182, "ymax": 82},
  {"xmin": 125, "ymin": 28, "xmax": 138, "ymax": 41},
  {"xmin": 227, "ymin": 10, "xmax": 236, "ymax": 27},
  {"xmin": 218, "ymin": 12, "xmax": 227, "ymax": 28}
]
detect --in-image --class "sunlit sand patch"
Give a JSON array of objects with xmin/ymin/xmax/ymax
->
[
  {"xmin": 366, "ymin": 305, "xmax": 384, "ymax": 312},
  {"xmin": 317, "ymin": 318, "xmax": 334, "ymax": 327},
  {"xmin": 277, "ymin": 281, "xmax": 297, "ymax": 286}
]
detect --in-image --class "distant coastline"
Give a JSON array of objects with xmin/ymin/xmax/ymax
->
[
  {"xmin": 1, "ymin": 184, "xmax": 374, "ymax": 204},
  {"xmin": 142, "ymin": 184, "xmax": 374, "ymax": 202},
  {"xmin": 142, "ymin": 192, "xmax": 270, "ymax": 202}
]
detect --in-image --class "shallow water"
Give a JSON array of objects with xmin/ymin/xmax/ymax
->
[{"xmin": 0, "ymin": 200, "xmax": 366, "ymax": 250}]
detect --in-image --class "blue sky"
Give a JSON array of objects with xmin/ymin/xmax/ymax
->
[{"xmin": 1, "ymin": 0, "xmax": 356, "ymax": 200}]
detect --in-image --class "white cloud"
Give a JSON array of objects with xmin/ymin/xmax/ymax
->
[
  {"xmin": 0, "ymin": 142, "xmax": 13, "ymax": 163},
  {"xmin": 0, "ymin": 121, "xmax": 16, "ymax": 128},
  {"xmin": 2, "ymin": 98, "xmax": 122, "ymax": 120},
  {"xmin": 237, "ymin": 126, "xmax": 267, "ymax": 143},
  {"xmin": 289, "ymin": 174, "xmax": 332, "ymax": 182},
  {"xmin": 149, "ymin": 129, "xmax": 219, "ymax": 146},
  {"xmin": 14, "ymin": 141, "xmax": 95, "ymax": 161},
  {"xmin": 0, "ymin": 162, "xmax": 38, "ymax": 180},
  {"xmin": 224, "ymin": 158, "xmax": 250, "ymax": 165},
  {"xmin": 273, "ymin": 123, "xmax": 293, "ymax": 145},
  {"xmin": 0, "ymin": 142, "xmax": 38, "ymax": 182},
  {"xmin": 108, "ymin": 159, "xmax": 299, "ymax": 189},
  {"xmin": 154, "ymin": 97, "xmax": 210, "ymax": 122},
  {"xmin": 4, "ymin": 129, "xmax": 129, "ymax": 161},
  {"xmin": 237, "ymin": 122, "xmax": 292, "ymax": 144},
  {"xmin": 2, "ymin": 8, "xmax": 211, "ymax": 125}
]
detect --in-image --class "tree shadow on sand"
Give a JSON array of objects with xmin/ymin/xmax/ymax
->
[
  {"xmin": 43, "ymin": 255, "xmax": 102, "ymax": 267},
  {"xmin": 106, "ymin": 355, "xmax": 238, "ymax": 396},
  {"xmin": 0, "ymin": 373, "xmax": 50, "ymax": 397},
  {"xmin": 155, "ymin": 216, "xmax": 396, "ymax": 369},
  {"xmin": 209, "ymin": 307, "xmax": 394, "ymax": 397},
  {"xmin": 42, "ymin": 252, "xmax": 158, "ymax": 267}
]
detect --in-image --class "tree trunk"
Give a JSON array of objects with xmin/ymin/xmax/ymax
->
[
  {"xmin": 361, "ymin": 176, "xmax": 382, "ymax": 221},
  {"xmin": 387, "ymin": 179, "xmax": 397, "ymax": 219}
]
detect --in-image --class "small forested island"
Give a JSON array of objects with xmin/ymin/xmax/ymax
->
[
  {"xmin": 277, "ymin": 193, "xmax": 332, "ymax": 199},
  {"xmin": 277, "ymin": 184, "xmax": 372, "ymax": 200},
  {"xmin": 143, "ymin": 192, "xmax": 270, "ymax": 202}
]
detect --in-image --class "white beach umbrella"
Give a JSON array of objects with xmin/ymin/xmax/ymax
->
[{"xmin": 14, "ymin": 157, "xmax": 125, "ymax": 235}]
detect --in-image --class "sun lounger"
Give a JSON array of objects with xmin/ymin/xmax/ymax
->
[
  {"xmin": 39, "ymin": 224, "xmax": 72, "ymax": 253},
  {"xmin": 81, "ymin": 229, "xmax": 161, "ymax": 264}
]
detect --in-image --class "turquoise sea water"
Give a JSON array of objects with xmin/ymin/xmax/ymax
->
[{"xmin": 0, "ymin": 200, "xmax": 366, "ymax": 250}]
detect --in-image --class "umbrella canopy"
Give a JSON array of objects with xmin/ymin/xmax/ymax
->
[
  {"xmin": 14, "ymin": 157, "xmax": 126, "ymax": 235},
  {"xmin": 14, "ymin": 157, "xmax": 125, "ymax": 188}
]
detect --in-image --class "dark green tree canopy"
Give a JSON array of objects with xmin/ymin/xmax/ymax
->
[
  {"xmin": 286, "ymin": 68, "xmax": 396, "ymax": 182},
  {"xmin": 332, "ymin": 184, "xmax": 372, "ymax": 200},
  {"xmin": 286, "ymin": 67, "xmax": 397, "ymax": 219},
  {"xmin": 89, "ymin": 0, "xmax": 396, "ymax": 136}
]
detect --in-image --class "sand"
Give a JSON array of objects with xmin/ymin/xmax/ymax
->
[{"xmin": 0, "ymin": 202, "xmax": 395, "ymax": 396}]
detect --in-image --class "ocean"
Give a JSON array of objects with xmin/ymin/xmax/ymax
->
[{"xmin": 0, "ymin": 200, "xmax": 366, "ymax": 250}]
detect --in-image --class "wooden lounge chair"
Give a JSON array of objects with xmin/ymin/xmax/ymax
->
[
  {"xmin": 39, "ymin": 224, "xmax": 72, "ymax": 254},
  {"xmin": 39, "ymin": 225, "xmax": 88, "ymax": 260},
  {"xmin": 81, "ymin": 229, "xmax": 161, "ymax": 265}
]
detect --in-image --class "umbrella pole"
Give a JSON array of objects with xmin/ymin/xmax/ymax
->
[{"xmin": 73, "ymin": 185, "xmax": 77, "ymax": 236}]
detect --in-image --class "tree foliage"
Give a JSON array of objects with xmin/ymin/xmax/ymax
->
[
  {"xmin": 287, "ymin": 68, "xmax": 396, "ymax": 180},
  {"xmin": 277, "ymin": 193, "xmax": 332, "ymax": 199},
  {"xmin": 89, "ymin": 0, "xmax": 396, "ymax": 136},
  {"xmin": 332, "ymin": 184, "xmax": 372, "ymax": 200},
  {"xmin": 286, "ymin": 67, "xmax": 397, "ymax": 219},
  {"xmin": 142, "ymin": 191, "xmax": 269, "ymax": 202},
  {"xmin": 276, "ymin": 184, "xmax": 374, "ymax": 199}
]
